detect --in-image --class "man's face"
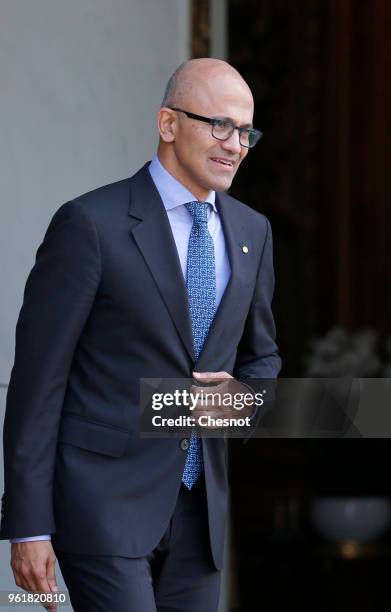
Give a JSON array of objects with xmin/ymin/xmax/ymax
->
[{"xmin": 163, "ymin": 73, "xmax": 254, "ymax": 200}]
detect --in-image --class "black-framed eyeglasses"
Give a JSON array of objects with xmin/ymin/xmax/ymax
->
[{"xmin": 168, "ymin": 107, "xmax": 263, "ymax": 149}]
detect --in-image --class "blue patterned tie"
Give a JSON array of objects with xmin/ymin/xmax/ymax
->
[{"xmin": 182, "ymin": 201, "xmax": 216, "ymax": 490}]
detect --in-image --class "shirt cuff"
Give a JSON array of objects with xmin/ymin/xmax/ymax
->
[{"xmin": 10, "ymin": 535, "xmax": 51, "ymax": 543}]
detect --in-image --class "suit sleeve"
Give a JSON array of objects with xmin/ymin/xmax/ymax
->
[
  {"xmin": 234, "ymin": 217, "xmax": 281, "ymax": 380},
  {"xmin": 233, "ymin": 218, "xmax": 281, "ymax": 439},
  {"xmin": 1, "ymin": 201, "xmax": 101, "ymax": 539}
]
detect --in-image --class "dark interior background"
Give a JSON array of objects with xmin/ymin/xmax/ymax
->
[{"xmin": 228, "ymin": 0, "xmax": 390, "ymax": 372}]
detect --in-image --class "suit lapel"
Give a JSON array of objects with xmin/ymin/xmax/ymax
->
[
  {"xmin": 127, "ymin": 165, "xmax": 252, "ymax": 369},
  {"xmin": 128, "ymin": 164, "xmax": 195, "ymax": 362}
]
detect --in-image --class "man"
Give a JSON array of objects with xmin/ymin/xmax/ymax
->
[{"xmin": 1, "ymin": 58, "xmax": 280, "ymax": 611}]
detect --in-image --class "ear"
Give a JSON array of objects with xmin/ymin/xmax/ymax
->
[{"xmin": 157, "ymin": 107, "xmax": 177, "ymax": 143}]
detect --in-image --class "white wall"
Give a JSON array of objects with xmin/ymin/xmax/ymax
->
[
  {"xmin": 0, "ymin": 0, "xmax": 190, "ymax": 605},
  {"xmin": 0, "ymin": 0, "xmax": 190, "ymax": 382}
]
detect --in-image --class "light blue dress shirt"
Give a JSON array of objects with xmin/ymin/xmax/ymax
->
[
  {"xmin": 11, "ymin": 155, "xmax": 231, "ymax": 543},
  {"xmin": 148, "ymin": 155, "xmax": 231, "ymax": 308}
]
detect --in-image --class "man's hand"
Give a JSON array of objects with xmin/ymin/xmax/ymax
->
[
  {"xmin": 191, "ymin": 371, "xmax": 254, "ymax": 428},
  {"xmin": 11, "ymin": 541, "xmax": 58, "ymax": 611}
]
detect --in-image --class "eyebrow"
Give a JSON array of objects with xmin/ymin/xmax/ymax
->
[{"xmin": 214, "ymin": 115, "xmax": 253, "ymax": 129}]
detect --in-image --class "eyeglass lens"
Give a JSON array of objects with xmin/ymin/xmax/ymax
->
[{"xmin": 212, "ymin": 122, "xmax": 257, "ymax": 147}]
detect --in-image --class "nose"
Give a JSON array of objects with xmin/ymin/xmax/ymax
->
[{"xmin": 221, "ymin": 129, "xmax": 242, "ymax": 154}]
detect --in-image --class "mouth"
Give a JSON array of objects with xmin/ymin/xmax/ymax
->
[{"xmin": 210, "ymin": 157, "xmax": 236, "ymax": 171}]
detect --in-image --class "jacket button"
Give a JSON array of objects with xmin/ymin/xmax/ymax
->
[{"xmin": 180, "ymin": 438, "xmax": 189, "ymax": 451}]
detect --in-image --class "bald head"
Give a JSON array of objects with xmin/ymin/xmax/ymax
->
[
  {"xmin": 161, "ymin": 58, "xmax": 253, "ymax": 110},
  {"xmin": 156, "ymin": 58, "xmax": 255, "ymax": 200}
]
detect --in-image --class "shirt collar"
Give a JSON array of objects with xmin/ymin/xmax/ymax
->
[{"xmin": 148, "ymin": 155, "xmax": 217, "ymax": 212}]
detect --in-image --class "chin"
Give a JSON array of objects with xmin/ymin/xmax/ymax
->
[
  {"xmin": 213, "ymin": 179, "xmax": 233, "ymax": 193},
  {"xmin": 203, "ymin": 175, "xmax": 230, "ymax": 192},
  {"xmin": 197, "ymin": 171, "xmax": 233, "ymax": 195}
]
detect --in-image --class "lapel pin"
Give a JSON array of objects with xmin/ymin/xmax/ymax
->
[{"xmin": 242, "ymin": 245, "xmax": 249, "ymax": 254}]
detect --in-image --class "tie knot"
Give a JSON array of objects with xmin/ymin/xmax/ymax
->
[{"xmin": 185, "ymin": 201, "xmax": 209, "ymax": 224}]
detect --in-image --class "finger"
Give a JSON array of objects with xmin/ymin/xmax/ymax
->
[
  {"xmin": 45, "ymin": 557, "xmax": 58, "ymax": 611},
  {"xmin": 192, "ymin": 399, "xmax": 229, "ymax": 414},
  {"xmin": 31, "ymin": 571, "xmax": 51, "ymax": 595},
  {"xmin": 46, "ymin": 556, "xmax": 58, "ymax": 593},
  {"xmin": 190, "ymin": 384, "xmax": 220, "ymax": 395},
  {"xmin": 190, "ymin": 382, "xmax": 227, "ymax": 397},
  {"xmin": 192, "ymin": 371, "xmax": 233, "ymax": 382},
  {"xmin": 192, "ymin": 405, "xmax": 224, "ymax": 415},
  {"xmin": 34, "ymin": 580, "xmax": 58, "ymax": 612}
]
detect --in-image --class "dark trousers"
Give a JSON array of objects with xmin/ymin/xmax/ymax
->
[{"xmin": 55, "ymin": 476, "xmax": 221, "ymax": 611}]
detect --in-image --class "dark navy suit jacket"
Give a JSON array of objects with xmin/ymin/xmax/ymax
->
[{"xmin": 0, "ymin": 163, "xmax": 280, "ymax": 569}]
